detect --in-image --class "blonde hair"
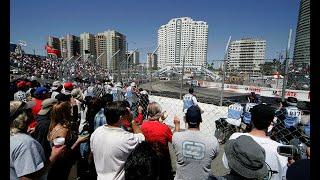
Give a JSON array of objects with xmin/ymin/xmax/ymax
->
[
  {"xmin": 147, "ymin": 102, "xmax": 163, "ymax": 121},
  {"xmin": 10, "ymin": 112, "xmax": 28, "ymax": 134},
  {"xmin": 48, "ymin": 101, "xmax": 72, "ymax": 133}
]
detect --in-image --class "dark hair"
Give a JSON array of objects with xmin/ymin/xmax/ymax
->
[
  {"xmin": 124, "ymin": 142, "xmax": 159, "ymax": 180},
  {"xmin": 104, "ymin": 101, "xmax": 129, "ymax": 125},
  {"xmin": 189, "ymin": 88, "xmax": 194, "ymax": 94},
  {"xmin": 101, "ymin": 94, "xmax": 113, "ymax": 106},
  {"xmin": 251, "ymin": 104, "xmax": 274, "ymax": 131}
]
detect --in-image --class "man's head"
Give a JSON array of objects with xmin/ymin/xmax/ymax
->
[
  {"xmin": 52, "ymin": 81, "xmax": 63, "ymax": 92},
  {"xmin": 286, "ymin": 97, "xmax": 298, "ymax": 107},
  {"xmin": 251, "ymin": 104, "xmax": 275, "ymax": 131},
  {"xmin": 225, "ymin": 135, "xmax": 268, "ymax": 179},
  {"xmin": 105, "ymin": 101, "xmax": 131, "ymax": 126},
  {"xmin": 10, "ymin": 100, "xmax": 35, "ymax": 133},
  {"xmin": 38, "ymin": 98, "xmax": 58, "ymax": 116},
  {"xmin": 124, "ymin": 141, "xmax": 159, "ymax": 180},
  {"xmin": 186, "ymin": 105, "xmax": 202, "ymax": 128},
  {"xmin": 147, "ymin": 102, "xmax": 162, "ymax": 119},
  {"xmin": 189, "ymin": 87, "xmax": 194, "ymax": 94}
]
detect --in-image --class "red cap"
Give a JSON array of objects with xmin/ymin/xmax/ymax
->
[
  {"xmin": 26, "ymin": 82, "xmax": 32, "ymax": 87},
  {"xmin": 64, "ymin": 82, "xmax": 74, "ymax": 90},
  {"xmin": 17, "ymin": 81, "xmax": 27, "ymax": 88}
]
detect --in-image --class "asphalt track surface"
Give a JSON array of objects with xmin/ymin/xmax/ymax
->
[{"xmin": 140, "ymin": 80, "xmax": 280, "ymax": 106}]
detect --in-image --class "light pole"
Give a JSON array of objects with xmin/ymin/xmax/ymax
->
[
  {"xmin": 179, "ymin": 42, "xmax": 193, "ymax": 100},
  {"xmin": 281, "ymin": 29, "xmax": 292, "ymax": 102},
  {"xmin": 219, "ymin": 36, "xmax": 232, "ymax": 106},
  {"xmin": 126, "ymin": 48, "xmax": 138, "ymax": 83}
]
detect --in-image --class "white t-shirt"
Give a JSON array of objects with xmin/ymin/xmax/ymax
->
[
  {"xmin": 90, "ymin": 126, "xmax": 145, "ymax": 180},
  {"xmin": 222, "ymin": 133, "xmax": 288, "ymax": 180}
]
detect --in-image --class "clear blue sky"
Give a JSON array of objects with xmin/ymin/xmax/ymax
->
[{"xmin": 10, "ymin": 0, "xmax": 300, "ymax": 64}]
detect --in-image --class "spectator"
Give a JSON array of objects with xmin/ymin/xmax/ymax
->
[
  {"xmin": 138, "ymin": 88, "xmax": 149, "ymax": 119},
  {"xmin": 141, "ymin": 102, "xmax": 176, "ymax": 180},
  {"xmin": 13, "ymin": 80, "xmax": 28, "ymax": 102},
  {"xmin": 63, "ymin": 82, "xmax": 74, "ymax": 95},
  {"xmin": 124, "ymin": 141, "xmax": 159, "ymax": 180},
  {"xmin": 222, "ymin": 104, "xmax": 288, "ymax": 180},
  {"xmin": 33, "ymin": 98, "xmax": 58, "ymax": 159},
  {"xmin": 90, "ymin": 101, "xmax": 145, "ymax": 180},
  {"xmin": 47, "ymin": 101, "xmax": 89, "ymax": 180},
  {"xmin": 125, "ymin": 82, "xmax": 139, "ymax": 116},
  {"xmin": 112, "ymin": 82, "xmax": 125, "ymax": 101},
  {"xmin": 276, "ymin": 97, "xmax": 302, "ymax": 129},
  {"xmin": 172, "ymin": 105, "xmax": 219, "ymax": 180},
  {"xmin": 216, "ymin": 135, "xmax": 268, "ymax": 179},
  {"xmin": 10, "ymin": 100, "xmax": 65, "ymax": 179},
  {"xmin": 51, "ymin": 81, "xmax": 63, "ymax": 99}
]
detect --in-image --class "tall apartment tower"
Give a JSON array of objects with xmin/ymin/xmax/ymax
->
[
  {"xmin": 227, "ymin": 38, "xmax": 266, "ymax": 77},
  {"xmin": 80, "ymin": 33, "xmax": 96, "ymax": 60},
  {"xmin": 59, "ymin": 34, "xmax": 80, "ymax": 59},
  {"xmin": 147, "ymin": 53, "xmax": 158, "ymax": 70},
  {"xmin": 293, "ymin": 0, "xmax": 310, "ymax": 67},
  {"xmin": 95, "ymin": 30, "xmax": 126, "ymax": 70},
  {"xmin": 126, "ymin": 50, "xmax": 139, "ymax": 66},
  {"xmin": 47, "ymin": 36, "xmax": 61, "ymax": 50},
  {"xmin": 158, "ymin": 17, "xmax": 208, "ymax": 68}
]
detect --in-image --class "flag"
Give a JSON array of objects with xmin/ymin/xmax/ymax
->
[{"xmin": 45, "ymin": 45, "xmax": 61, "ymax": 58}]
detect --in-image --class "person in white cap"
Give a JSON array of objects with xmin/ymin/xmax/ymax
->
[{"xmin": 51, "ymin": 81, "xmax": 63, "ymax": 99}]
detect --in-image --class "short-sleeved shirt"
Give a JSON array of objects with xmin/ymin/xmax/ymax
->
[
  {"xmin": 172, "ymin": 130, "xmax": 219, "ymax": 180},
  {"xmin": 141, "ymin": 120, "xmax": 173, "ymax": 145},
  {"xmin": 90, "ymin": 126, "xmax": 145, "ymax": 180},
  {"xmin": 222, "ymin": 133, "xmax": 288, "ymax": 180},
  {"xmin": 183, "ymin": 94, "xmax": 198, "ymax": 113},
  {"xmin": 10, "ymin": 133, "xmax": 46, "ymax": 179}
]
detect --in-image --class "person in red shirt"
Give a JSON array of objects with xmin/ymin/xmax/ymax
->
[
  {"xmin": 141, "ymin": 102, "xmax": 179, "ymax": 180},
  {"xmin": 30, "ymin": 87, "xmax": 50, "ymax": 131}
]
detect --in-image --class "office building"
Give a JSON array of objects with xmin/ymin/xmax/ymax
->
[
  {"xmin": 157, "ymin": 17, "xmax": 208, "ymax": 68},
  {"xmin": 80, "ymin": 33, "xmax": 96, "ymax": 60},
  {"xmin": 47, "ymin": 36, "xmax": 61, "ymax": 51},
  {"xmin": 227, "ymin": 38, "xmax": 266, "ymax": 77},
  {"xmin": 126, "ymin": 50, "xmax": 139, "ymax": 66},
  {"xmin": 95, "ymin": 30, "xmax": 126, "ymax": 70},
  {"xmin": 147, "ymin": 53, "xmax": 158, "ymax": 70},
  {"xmin": 293, "ymin": 0, "xmax": 310, "ymax": 67}
]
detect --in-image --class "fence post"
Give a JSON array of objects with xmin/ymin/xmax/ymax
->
[
  {"xmin": 281, "ymin": 29, "xmax": 292, "ymax": 102},
  {"xmin": 219, "ymin": 36, "xmax": 231, "ymax": 106}
]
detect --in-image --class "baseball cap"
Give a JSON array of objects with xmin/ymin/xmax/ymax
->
[
  {"xmin": 131, "ymin": 82, "xmax": 136, "ymax": 87},
  {"xmin": 38, "ymin": 98, "xmax": 58, "ymax": 115},
  {"xmin": 17, "ymin": 81, "xmax": 27, "ymax": 88},
  {"xmin": 64, "ymin": 82, "xmax": 74, "ymax": 90},
  {"xmin": 34, "ymin": 87, "xmax": 49, "ymax": 95},
  {"xmin": 286, "ymin": 97, "xmax": 298, "ymax": 106},
  {"xmin": 186, "ymin": 105, "xmax": 202, "ymax": 125},
  {"xmin": 116, "ymin": 82, "xmax": 122, "ymax": 88}
]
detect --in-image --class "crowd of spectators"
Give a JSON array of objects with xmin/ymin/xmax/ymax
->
[{"xmin": 10, "ymin": 54, "xmax": 310, "ymax": 180}]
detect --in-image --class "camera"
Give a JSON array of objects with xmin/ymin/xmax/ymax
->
[{"xmin": 277, "ymin": 138, "xmax": 308, "ymax": 160}]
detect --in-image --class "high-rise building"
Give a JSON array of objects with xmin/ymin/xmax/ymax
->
[
  {"xmin": 126, "ymin": 50, "xmax": 139, "ymax": 66},
  {"xmin": 47, "ymin": 36, "xmax": 61, "ymax": 51},
  {"xmin": 80, "ymin": 33, "xmax": 96, "ymax": 60},
  {"xmin": 59, "ymin": 34, "xmax": 80, "ymax": 59},
  {"xmin": 158, "ymin": 17, "xmax": 208, "ymax": 68},
  {"xmin": 147, "ymin": 53, "xmax": 158, "ymax": 70},
  {"xmin": 60, "ymin": 37, "xmax": 67, "ymax": 59},
  {"xmin": 227, "ymin": 38, "xmax": 266, "ymax": 77},
  {"xmin": 293, "ymin": 0, "xmax": 310, "ymax": 67},
  {"xmin": 95, "ymin": 30, "xmax": 126, "ymax": 70}
]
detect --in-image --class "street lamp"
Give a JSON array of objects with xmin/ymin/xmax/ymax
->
[{"xmin": 179, "ymin": 41, "xmax": 193, "ymax": 100}]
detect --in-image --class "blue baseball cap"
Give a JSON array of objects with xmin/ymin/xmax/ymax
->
[{"xmin": 34, "ymin": 87, "xmax": 49, "ymax": 95}]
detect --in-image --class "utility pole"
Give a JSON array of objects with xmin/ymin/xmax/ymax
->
[
  {"xmin": 281, "ymin": 29, "xmax": 292, "ymax": 102},
  {"xmin": 219, "ymin": 36, "xmax": 232, "ymax": 106}
]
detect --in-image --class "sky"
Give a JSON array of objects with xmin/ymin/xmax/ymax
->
[{"xmin": 10, "ymin": 0, "xmax": 300, "ymax": 65}]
